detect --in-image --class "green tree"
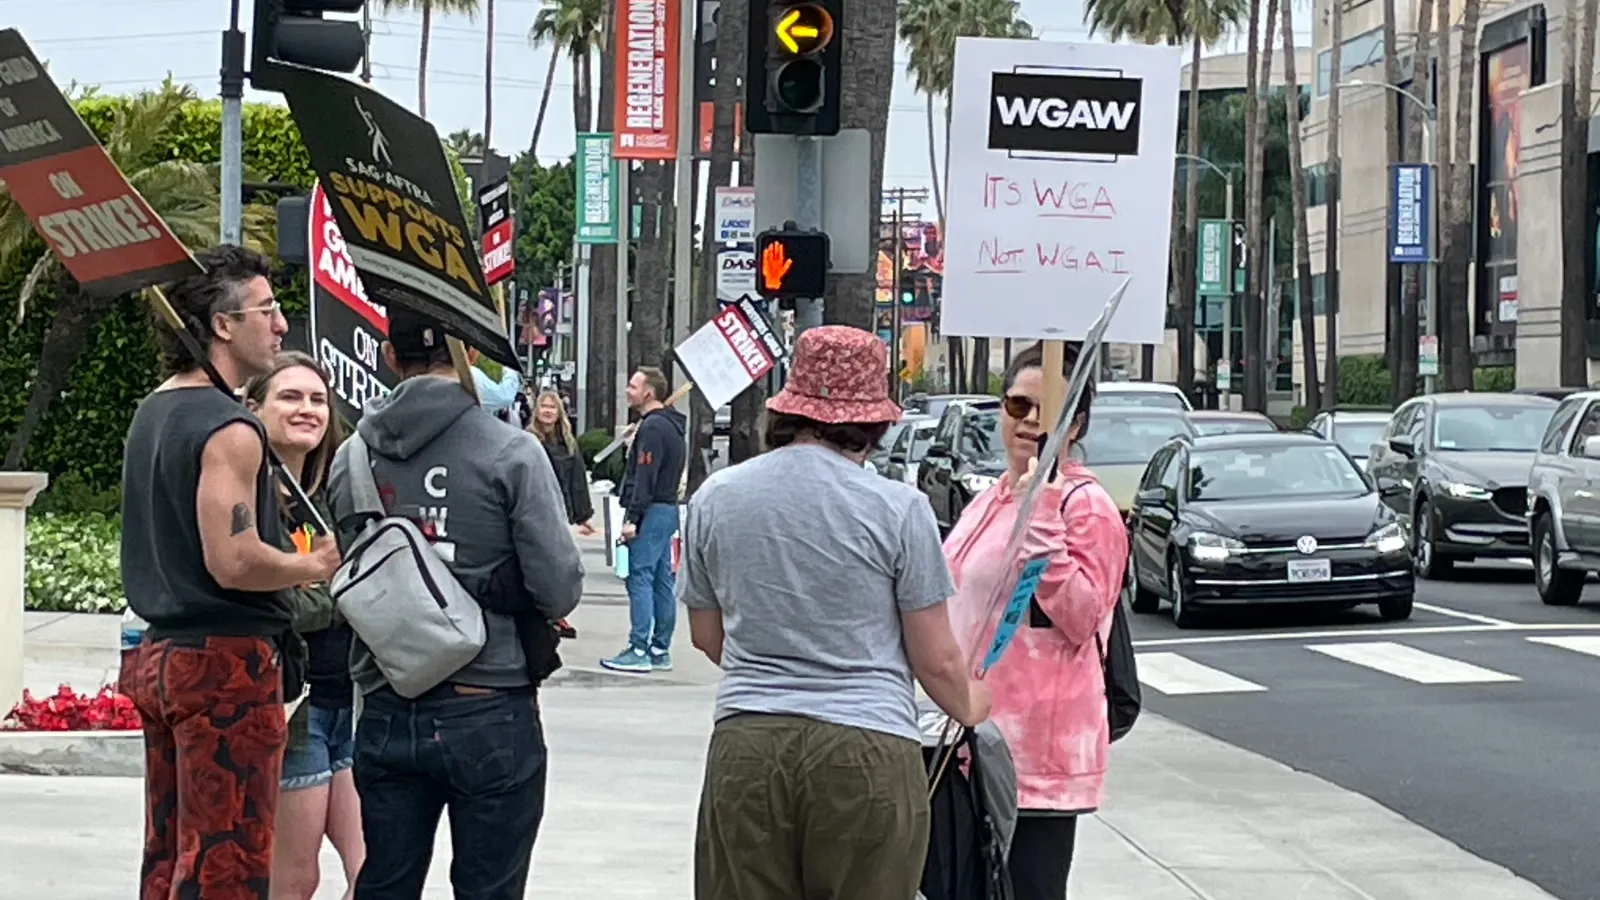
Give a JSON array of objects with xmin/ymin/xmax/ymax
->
[
  {"xmin": 0, "ymin": 80, "xmax": 275, "ymax": 469},
  {"xmin": 509, "ymin": 154, "xmax": 577, "ymax": 299},
  {"xmin": 527, "ymin": 0, "xmax": 603, "ymax": 155},
  {"xmin": 377, "ymin": 0, "xmax": 480, "ymax": 117}
]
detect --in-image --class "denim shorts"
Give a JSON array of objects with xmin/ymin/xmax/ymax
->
[{"xmin": 281, "ymin": 705, "xmax": 356, "ymax": 791}]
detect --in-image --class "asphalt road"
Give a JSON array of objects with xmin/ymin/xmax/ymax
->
[{"xmin": 1128, "ymin": 561, "xmax": 1600, "ymax": 900}]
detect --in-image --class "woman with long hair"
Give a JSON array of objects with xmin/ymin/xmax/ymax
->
[
  {"xmin": 529, "ymin": 389, "xmax": 596, "ymax": 536},
  {"xmin": 942, "ymin": 342, "xmax": 1127, "ymax": 900},
  {"xmin": 242, "ymin": 352, "xmax": 365, "ymax": 900}
]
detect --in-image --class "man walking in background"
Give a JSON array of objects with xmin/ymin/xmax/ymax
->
[{"xmin": 602, "ymin": 366, "xmax": 686, "ymax": 673}]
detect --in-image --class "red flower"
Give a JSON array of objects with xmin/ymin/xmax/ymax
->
[{"xmin": 2, "ymin": 684, "xmax": 142, "ymax": 731}]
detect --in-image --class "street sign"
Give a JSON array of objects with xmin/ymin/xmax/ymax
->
[
  {"xmin": 1389, "ymin": 163, "xmax": 1430, "ymax": 263},
  {"xmin": 575, "ymin": 133, "xmax": 619, "ymax": 244},
  {"xmin": 1418, "ymin": 335, "xmax": 1439, "ymax": 376},
  {"xmin": 1197, "ymin": 219, "xmax": 1231, "ymax": 297},
  {"xmin": 713, "ymin": 186, "xmax": 756, "ymax": 244}
]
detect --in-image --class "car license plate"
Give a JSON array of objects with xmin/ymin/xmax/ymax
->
[{"xmin": 1287, "ymin": 559, "xmax": 1331, "ymax": 583}]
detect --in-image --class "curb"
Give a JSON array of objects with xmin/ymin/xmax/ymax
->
[{"xmin": 0, "ymin": 729, "xmax": 141, "ymax": 777}]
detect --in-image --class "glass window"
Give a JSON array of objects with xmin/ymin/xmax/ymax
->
[
  {"xmin": 935, "ymin": 408, "xmax": 960, "ymax": 448},
  {"xmin": 907, "ymin": 423, "xmax": 938, "ymax": 462},
  {"xmin": 1567, "ymin": 401, "xmax": 1600, "ymax": 454},
  {"xmin": 889, "ymin": 423, "xmax": 914, "ymax": 456},
  {"xmin": 1432, "ymin": 405, "xmax": 1556, "ymax": 453},
  {"xmin": 1095, "ymin": 389, "xmax": 1189, "ymax": 411},
  {"xmin": 1543, "ymin": 396, "xmax": 1586, "ymax": 453},
  {"xmin": 1079, "ymin": 413, "xmax": 1195, "ymax": 466},
  {"xmin": 1332, "ymin": 419, "xmax": 1389, "ymax": 458},
  {"xmin": 1159, "ymin": 450, "xmax": 1185, "ymax": 492},
  {"xmin": 1315, "ymin": 28, "xmax": 1387, "ymax": 96},
  {"xmin": 1141, "ymin": 448, "xmax": 1172, "ymax": 490},
  {"xmin": 1193, "ymin": 416, "xmax": 1276, "ymax": 436},
  {"xmin": 958, "ymin": 409, "xmax": 1004, "ymax": 463},
  {"xmin": 1189, "ymin": 444, "xmax": 1369, "ymax": 502},
  {"xmin": 1386, "ymin": 402, "xmax": 1418, "ymax": 439}
]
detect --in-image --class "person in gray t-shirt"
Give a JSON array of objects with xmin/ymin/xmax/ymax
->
[{"xmin": 679, "ymin": 326, "xmax": 990, "ymax": 900}]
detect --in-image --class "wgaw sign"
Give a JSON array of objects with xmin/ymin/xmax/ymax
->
[{"xmin": 988, "ymin": 72, "xmax": 1142, "ymax": 158}]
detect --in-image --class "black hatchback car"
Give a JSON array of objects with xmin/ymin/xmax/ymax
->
[
  {"xmin": 1127, "ymin": 432, "xmax": 1414, "ymax": 628},
  {"xmin": 1365, "ymin": 392, "xmax": 1557, "ymax": 578}
]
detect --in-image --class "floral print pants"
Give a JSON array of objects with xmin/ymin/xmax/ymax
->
[{"xmin": 128, "ymin": 635, "xmax": 287, "ymax": 900}]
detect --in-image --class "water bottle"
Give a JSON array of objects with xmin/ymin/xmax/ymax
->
[{"xmin": 120, "ymin": 609, "xmax": 148, "ymax": 653}]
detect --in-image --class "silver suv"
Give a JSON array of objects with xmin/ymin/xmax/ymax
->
[{"xmin": 1526, "ymin": 390, "xmax": 1600, "ymax": 604}]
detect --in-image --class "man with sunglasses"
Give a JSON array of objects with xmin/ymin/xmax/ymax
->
[{"xmin": 121, "ymin": 245, "xmax": 343, "ymax": 900}]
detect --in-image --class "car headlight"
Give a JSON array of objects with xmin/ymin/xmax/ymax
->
[
  {"xmin": 1188, "ymin": 532, "xmax": 1245, "ymax": 562},
  {"xmin": 1438, "ymin": 480, "xmax": 1492, "ymax": 501},
  {"xmin": 1364, "ymin": 522, "xmax": 1407, "ymax": 554},
  {"xmin": 960, "ymin": 473, "xmax": 999, "ymax": 494}
]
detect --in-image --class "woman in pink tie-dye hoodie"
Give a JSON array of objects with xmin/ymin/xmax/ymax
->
[{"xmin": 942, "ymin": 342, "xmax": 1128, "ymax": 900}]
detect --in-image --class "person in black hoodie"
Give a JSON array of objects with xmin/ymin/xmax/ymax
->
[
  {"xmin": 601, "ymin": 366, "xmax": 687, "ymax": 673},
  {"xmin": 530, "ymin": 387, "xmax": 590, "ymax": 639}
]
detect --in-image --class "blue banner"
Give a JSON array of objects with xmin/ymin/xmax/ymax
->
[{"xmin": 1389, "ymin": 163, "xmax": 1431, "ymax": 263}]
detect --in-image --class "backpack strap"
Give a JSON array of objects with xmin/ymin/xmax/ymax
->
[{"xmin": 345, "ymin": 437, "xmax": 386, "ymax": 520}]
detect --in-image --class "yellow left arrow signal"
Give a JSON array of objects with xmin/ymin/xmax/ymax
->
[{"xmin": 776, "ymin": 8, "xmax": 822, "ymax": 54}]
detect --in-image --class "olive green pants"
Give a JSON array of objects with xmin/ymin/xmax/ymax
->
[{"xmin": 695, "ymin": 713, "xmax": 931, "ymax": 900}]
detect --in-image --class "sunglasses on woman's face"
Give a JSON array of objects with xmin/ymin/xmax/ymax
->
[{"xmin": 1002, "ymin": 394, "xmax": 1039, "ymax": 419}]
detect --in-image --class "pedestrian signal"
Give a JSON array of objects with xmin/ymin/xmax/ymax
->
[{"xmin": 755, "ymin": 228, "xmax": 829, "ymax": 300}]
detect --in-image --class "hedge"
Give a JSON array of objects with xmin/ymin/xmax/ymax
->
[{"xmin": 25, "ymin": 513, "xmax": 123, "ymax": 613}]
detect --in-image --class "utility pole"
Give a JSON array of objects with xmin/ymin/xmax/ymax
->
[
  {"xmin": 791, "ymin": 138, "xmax": 824, "ymax": 336},
  {"xmin": 220, "ymin": 0, "xmax": 246, "ymax": 246},
  {"xmin": 360, "ymin": 3, "xmax": 372, "ymax": 83},
  {"xmin": 881, "ymin": 186, "xmax": 927, "ymax": 401}
]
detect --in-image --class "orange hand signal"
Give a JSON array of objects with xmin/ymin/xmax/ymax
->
[{"xmin": 761, "ymin": 240, "xmax": 794, "ymax": 291}]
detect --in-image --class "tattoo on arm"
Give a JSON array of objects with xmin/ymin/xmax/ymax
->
[{"xmin": 230, "ymin": 503, "xmax": 254, "ymax": 536}]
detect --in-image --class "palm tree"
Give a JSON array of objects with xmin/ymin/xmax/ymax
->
[
  {"xmin": 1242, "ymin": 0, "xmax": 1279, "ymax": 412},
  {"xmin": 528, "ymin": 0, "xmax": 604, "ymax": 156},
  {"xmin": 898, "ymin": 0, "xmax": 1033, "ymax": 390},
  {"xmin": 1083, "ymin": 0, "xmax": 1245, "ymax": 399},
  {"xmin": 0, "ymin": 82, "xmax": 274, "ymax": 467},
  {"xmin": 1240, "ymin": 0, "xmax": 1262, "ymax": 409},
  {"xmin": 1379, "ymin": 0, "xmax": 1400, "ymax": 393},
  {"xmin": 378, "ymin": 0, "xmax": 480, "ymax": 117},
  {"xmin": 1323, "ymin": 0, "xmax": 1344, "ymax": 405},
  {"xmin": 1396, "ymin": 0, "xmax": 1436, "ymax": 397},
  {"xmin": 1559, "ymin": 0, "xmax": 1597, "ymax": 385},
  {"xmin": 1281, "ymin": 0, "xmax": 1320, "ymax": 411},
  {"xmin": 484, "ymin": 0, "xmax": 496, "ymax": 147},
  {"xmin": 444, "ymin": 128, "xmax": 487, "ymax": 159},
  {"xmin": 1441, "ymin": 0, "xmax": 1481, "ymax": 391}
]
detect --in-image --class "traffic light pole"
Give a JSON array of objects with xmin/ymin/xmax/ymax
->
[
  {"xmin": 792, "ymin": 136, "xmax": 824, "ymax": 337},
  {"xmin": 614, "ymin": 162, "xmax": 631, "ymax": 433},
  {"xmin": 220, "ymin": 0, "xmax": 245, "ymax": 246}
]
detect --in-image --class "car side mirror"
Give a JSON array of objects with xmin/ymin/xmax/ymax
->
[
  {"xmin": 1582, "ymin": 436, "xmax": 1600, "ymax": 460},
  {"xmin": 1388, "ymin": 435, "xmax": 1415, "ymax": 457},
  {"xmin": 1135, "ymin": 486, "xmax": 1167, "ymax": 505},
  {"xmin": 924, "ymin": 443, "xmax": 950, "ymax": 459}
]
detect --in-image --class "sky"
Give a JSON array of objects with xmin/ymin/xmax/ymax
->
[{"xmin": 9, "ymin": 0, "xmax": 1310, "ymax": 206}]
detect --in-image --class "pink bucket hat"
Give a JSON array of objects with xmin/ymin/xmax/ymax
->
[{"xmin": 767, "ymin": 326, "xmax": 903, "ymax": 424}]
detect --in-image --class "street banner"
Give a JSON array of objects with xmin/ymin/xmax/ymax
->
[
  {"xmin": 673, "ymin": 304, "xmax": 778, "ymax": 411},
  {"xmin": 477, "ymin": 176, "xmax": 514, "ymax": 286},
  {"xmin": 575, "ymin": 133, "xmax": 620, "ymax": 244},
  {"xmin": 939, "ymin": 38, "xmax": 1180, "ymax": 343},
  {"xmin": 1197, "ymin": 219, "xmax": 1231, "ymax": 296},
  {"xmin": 308, "ymin": 182, "xmax": 395, "ymax": 424},
  {"xmin": 0, "ymin": 29, "xmax": 199, "ymax": 296},
  {"xmin": 613, "ymin": 0, "xmax": 681, "ymax": 160},
  {"xmin": 277, "ymin": 66, "xmax": 517, "ymax": 367},
  {"xmin": 713, "ymin": 186, "xmax": 755, "ymax": 244},
  {"xmin": 1389, "ymin": 163, "xmax": 1430, "ymax": 263},
  {"xmin": 1418, "ymin": 335, "xmax": 1439, "ymax": 376},
  {"xmin": 715, "ymin": 246, "xmax": 756, "ymax": 305}
]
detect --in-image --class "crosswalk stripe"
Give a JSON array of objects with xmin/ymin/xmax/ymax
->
[
  {"xmin": 1527, "ymin": 635, "xmax": 1600, "ymax": 658},
  {"xmin": 1134, "ymin": 652, "xmax": 1268, "ymax": 695},
  {"xmin": 1306, "ymin": 641, "xmax": 1520, "ymax": 684}
]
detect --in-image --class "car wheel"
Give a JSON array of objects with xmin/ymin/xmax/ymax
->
[
  {"xmin": 1169, "ymin": 555, "xmax": 1198, "ymax": 629},
  {"xmin": 1412, "ymin": 498, "xmax": 1457, "ymax": 580},
  {"xmin": 1130, "ymin": 548, "xmax": 1160, "ymax": 614},
  {"xmin": 1378, "ymin": 591, "xmax": 1414, "ymax": 621},
  {"xmin": 1535, "ymin": 513, "xmax": 1584, "ymax": 606}
]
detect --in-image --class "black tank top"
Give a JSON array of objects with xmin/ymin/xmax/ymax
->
[{"xmin": 120, "ymin": 386, "xmax": 291, "ymax": 638}]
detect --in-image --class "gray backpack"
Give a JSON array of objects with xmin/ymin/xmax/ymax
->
[{"xmin": 331, "ymin": 437, "xmax": 487, "ymax": 698}]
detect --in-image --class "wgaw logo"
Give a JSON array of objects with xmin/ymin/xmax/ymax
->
[{"xmin": 987, "ymin": 71, "xmax": 1143, "ymax": 159}]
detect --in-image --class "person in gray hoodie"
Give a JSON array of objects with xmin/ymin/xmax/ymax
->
[{"xmin": 325, "ymin": 308, "xmax": 584, "ymax": 900}]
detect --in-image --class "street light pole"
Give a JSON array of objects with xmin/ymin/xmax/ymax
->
[
  {"xmin": 1177, "ymin": 153, "xmax": 1235, "ymax": 408},
  {"xmin": 1339, "ymin": 79, "xmax": 1438, "ymax": 394}
]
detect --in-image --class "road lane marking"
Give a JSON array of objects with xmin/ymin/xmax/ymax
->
[
  {"xmin": 1527, "ymin": 635, "xmax": 1600, "ymax": 659},
  {"xmin": 1412, "ymin": 602, "xmax": 1519, "ymax": 627},
  {"xmin": 1306, "ymin": 641, "xmax": 1521, "ymax": 684},
  {"xmin": 1133, "ymin": 621, "xmax": 1600, "ymax": 649},
  {"xmin": 1134, "ymin": 652, "xmax": 1268, "ymax": 695}
]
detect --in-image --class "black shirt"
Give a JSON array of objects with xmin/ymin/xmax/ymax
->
[{"xmin": 120, "ymin": 386, "xmax": 291, "ymax": 638}]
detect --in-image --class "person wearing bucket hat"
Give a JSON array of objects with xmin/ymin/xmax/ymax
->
[{"xmin": 679, "ymin": 325, "xmax": 991, "ymax": 900}]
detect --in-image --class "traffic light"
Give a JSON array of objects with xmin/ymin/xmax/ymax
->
[
  {"xmin": 746, "ymin": 0, "xmax": 842, "ymax": 136},
  {"xmin": 251, "ymin": 0, "xmax": 367, "ymax": 91},
  {"xmin": 755, "ymin": 227, "xmax": 830, "ymax": 303}
]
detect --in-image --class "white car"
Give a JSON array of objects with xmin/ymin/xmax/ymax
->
[{"xmin": 1095, "ymin": 381, "xmax": 1192, "ymax": 412}]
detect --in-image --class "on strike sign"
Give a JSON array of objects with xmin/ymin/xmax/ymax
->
[
  {"xmin": 0, "ymin": 29, "xmax": 198, "ymax": 296},
  {"xmin": 477, "ymin": 177, "xmax": 514, "ymax": 285},
  {"xmin": 308, "ymin": 182, "xmax": 395, "ymax": 424},
  {"xmin": 673, "ymin": 304, "xmax": 778, "ymax": 411},
  {"xmin": 613, "ymin": 0, "xmax": 681, "ymax": 160}
]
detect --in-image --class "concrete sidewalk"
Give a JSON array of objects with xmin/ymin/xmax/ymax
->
[{"xmin": 6, "ymin": 537, "xmax": 1557, "ymax": 898}]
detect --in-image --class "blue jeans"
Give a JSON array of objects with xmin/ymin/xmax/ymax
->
[
  {"xmin": 626, "ymin": 502, "xmax": 679, "ymax": 653},
  {"xmin": 281, "ymin": 704, "xmax": 356, "ymax": 791},
  {"xmin": 352, "ymin": 685, "xmax": 547, "ymax": 900}
]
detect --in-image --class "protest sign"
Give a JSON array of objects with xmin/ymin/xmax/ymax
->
[
  {"xmin": 939, "ymin": 38, "xmax": 1180, "ymax": 344},
  {"xmin": 0, "ymin": 29, "xmax": 199, "ymax": 295},
  {"xmin": 477, "ymin": 176, "xmax": 514, "ymax": 285},
  {"xmin": 308, "ymin": 182, "xmax": 395, "ymax": 424},
  {"xmin": 278, "ymin": 66, "xmax": 517, "ymax": 366},
  {"xmin": 673, "ymin": 304, "xmax": 778, "ymax": 412}
]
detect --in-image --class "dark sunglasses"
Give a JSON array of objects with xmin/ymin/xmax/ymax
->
[{"xmin": 1002, "ymin": 394, "xmax": 1038, "ymax": 419}]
